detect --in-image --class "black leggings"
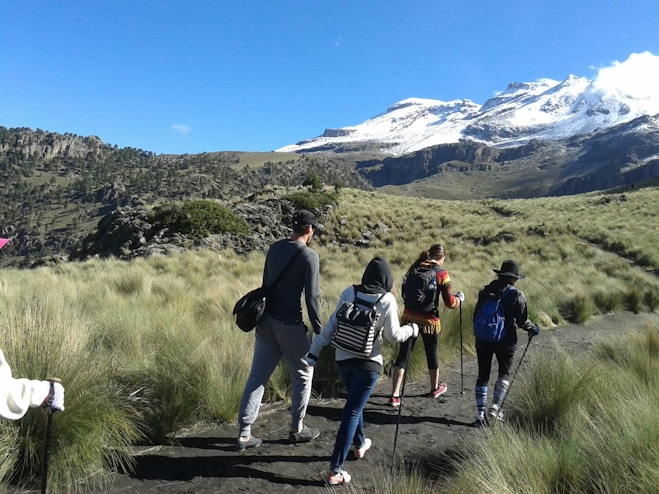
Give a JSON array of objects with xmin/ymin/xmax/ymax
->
[
  {"xmin": 394, "ymin": 331, "xmax": 440, "ymax": 370},
  {"xmin": 475, "ymin": 340, "xmax": 516, "ymax": 387}
]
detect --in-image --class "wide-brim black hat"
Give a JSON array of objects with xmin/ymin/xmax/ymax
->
[{"xmin": 493, "ymin": 260, "xmax": 525, "ymax": 280}]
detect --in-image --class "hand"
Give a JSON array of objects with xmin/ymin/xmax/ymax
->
[
  {"xmin": 529, "ymin": 324, "xmax": 540, "ymax": 336},
  {"xmin": 305, "ymin": 354, "xmax": 318, "ymax": 367},
  {"xmin": 43, "ymin": 382, "xmax": 65, "ymax": 412},
  {"xmin": 410, "ymin": 322, "xmax": 419, "ymax": 339},
  {"xmin": 455, "ymin": 292, "xmax": 465, "ymax": 303}
]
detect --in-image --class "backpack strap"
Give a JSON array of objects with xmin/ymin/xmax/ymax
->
[
  {"xmin": 430, "ymin": 265, "xmax": 445, "ymax": 305},
  {"xmin": 500, "ymin": 285, "xmax": 517, "ymax": 300},
  {"xmin": 266, "ymin": 245, "xmax": 305, "ymax": 292}
]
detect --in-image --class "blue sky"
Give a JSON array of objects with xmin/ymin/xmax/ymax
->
[{"xmin": 2, "ymin": 1, "xmax": 658, "ymax": 154}]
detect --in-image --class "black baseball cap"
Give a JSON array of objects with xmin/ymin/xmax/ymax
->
[{"xmin": 292, "ymin": 210, "xmax": 323, "ymax": 230}]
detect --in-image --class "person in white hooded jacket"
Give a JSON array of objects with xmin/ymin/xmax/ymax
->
[
  {"xmin": 0, "ymin": 239, "xmax": 65, "ymax": 420},
  {"xmin": 306, "ymin": 256, "xmax": 418, "ymax": 486},
  {"xmin": 0, "ymin": 349, "xmax": 65, "ymax": 420}
]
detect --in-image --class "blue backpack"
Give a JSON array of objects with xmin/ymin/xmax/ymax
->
[{"xmin": 473, "ymin": 286, "xmax": 516, "ymax": 342}]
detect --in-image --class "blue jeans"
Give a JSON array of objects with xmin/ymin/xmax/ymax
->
[{"xmin": 330, "ymin": 361, "xmax": 380, "ymax": 473}]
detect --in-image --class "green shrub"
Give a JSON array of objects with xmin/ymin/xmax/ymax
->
[
  {"xmin": 150, "ymin": 200, "xmax": 250, "ymax": 239},
  {"xmin": 302, "ymin": 172, "xmax": 323, "ymax": 192},
  {"xmin": 283, "ymin": 190, "xmax": 337, "ymax": 211}
]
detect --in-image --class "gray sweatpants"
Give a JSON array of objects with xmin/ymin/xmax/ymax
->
[{"xmin": 238, "ymin": 313, "xmax": 314, "ymax": 438}]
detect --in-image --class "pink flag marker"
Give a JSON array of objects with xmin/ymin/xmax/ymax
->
[{"xmin": 0, "ymin": 238, "xmax": 9, "ymax": 249}]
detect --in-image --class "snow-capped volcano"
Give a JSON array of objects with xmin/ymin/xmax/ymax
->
[{"xmin": 278, "ymin": 52, "xmax": 659, "ymax": 156}]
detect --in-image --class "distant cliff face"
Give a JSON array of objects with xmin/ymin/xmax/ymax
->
[{"xmin": 0, "ymin": 128, "xmax": 106, "ymax": 161}]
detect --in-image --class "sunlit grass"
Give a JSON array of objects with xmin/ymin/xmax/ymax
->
[
  {"xmin": 1, "ymin": 185, "xmax": 659, "ymax": 490},
  {"xmin": 433, "ymin": 321, "xmax": 659, "ymax": 494}
]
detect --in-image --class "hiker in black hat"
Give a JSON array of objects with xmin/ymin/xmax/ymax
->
[{"xmin": 472, "ymin": 260, "xmax": 539, "ymax": 427}]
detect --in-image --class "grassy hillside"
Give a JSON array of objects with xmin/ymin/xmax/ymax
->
[
  {"xmin": 1, "ymin": 185, "xmax": 658, "ymax": 491},
  {"xmin": 0, "ymin": 127, "xmax": 370, "ymax": 266}
]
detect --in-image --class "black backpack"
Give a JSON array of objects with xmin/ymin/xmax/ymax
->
[{"xmin": 402, "ymin": 265, "xmax": 443, "ymax": 313}]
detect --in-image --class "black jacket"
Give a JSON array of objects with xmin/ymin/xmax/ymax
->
[{"xmin": 473, "ymin": 279, "xmax": 535, "ymax": 347}]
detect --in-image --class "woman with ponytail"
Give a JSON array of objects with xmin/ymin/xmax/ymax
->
[{"xmin": 389, "ymin": 244, "xmax": 463, "ymax": 406}]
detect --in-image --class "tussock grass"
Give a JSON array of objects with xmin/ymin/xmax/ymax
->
[
  {"xmin": 0, "ymin": 291, "xmax": 139, "ymax": 490},
  {"xmin": 432, "ymin": 321, "xmax": 659, "ymax": 494},
  {"xmin": 2, "ymin": 185, "xmax": 659, "ymax": 490},
  {"xmin": 558, "ymin": 293, "xmax": 595, "ymax": 324}
]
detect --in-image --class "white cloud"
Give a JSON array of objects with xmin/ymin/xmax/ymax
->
[
  {"xmin": 592, "ymin": 51, "xmax": 659, "ymax": 102},
  {"xmin": 171, "ymin": 124, "xmax": 191, "ymax": 135}
]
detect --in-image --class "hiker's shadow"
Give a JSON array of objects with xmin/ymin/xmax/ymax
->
[
  {"xmin": 306, "ymin": 404, "xmax": 472, "ymax": 428},
  {"xmin": 172, "ymin": 437, "xmax": 298, "ymax": 450},
  {"xmin": 128, "ymin": 449, "xmax": 328, "ymax": 488}
]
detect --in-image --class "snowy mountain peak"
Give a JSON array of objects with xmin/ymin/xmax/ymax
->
[{"xmin": 278, "ymin": 52, "xmax": 659, "ymax": 156}]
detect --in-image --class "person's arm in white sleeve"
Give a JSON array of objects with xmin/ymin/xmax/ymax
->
[
  {"xmin": 308, "ymin": 288, "xmax": 351, "ymax": 358},
  {"xmin": 0, "ymin": 349, "xmax": 52, "ymax": 421},
  {"xmin": 381, "ymin": 294, "xmax": 415, "ymax": 343}
]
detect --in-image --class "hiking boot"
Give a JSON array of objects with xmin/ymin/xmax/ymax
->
[
  {"xmin": 431, "ymin": 381, "xmax": 448, "ymax": 399},
  {"xmin": 289, "ymin": 427, "xmax": 320, "ymax": 444},
  {"xmin": 488, "ymin": 406, "xmax": 505, "ymax": 422},
  {"xmin": 234, "ymin": 436, "xmax": 262, "ymax": 451},
  {"xmin": 388, "ymin": 396, "xmax": 401, "ymax": 407},
  {"xmin": 325, "ymin": 469, "xmax": 352, "ymax": 485},
  {"xmin": 354, "ymin": 438, "xmax": 371, "ymax": 459},
  {"xmin": 472, "ymin": 417, "xmax": 488, "ymax": 428}
]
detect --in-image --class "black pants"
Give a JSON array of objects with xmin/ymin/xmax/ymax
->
[
  {"xmin": 475, "ymin": 339, "xmax": 516, "ymax": 387},
  {"xmin": 394, "ymin": 331, "xmax": 440, "ymax": 370}
]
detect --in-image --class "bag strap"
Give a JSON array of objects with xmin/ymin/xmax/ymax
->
[
  {"xmin": 266, "ymin": 245, "xmax": 305, "ymax": 291},
  {"xmin": 500, "ymin": 285, "xmax": 517, "ymax": 301}
]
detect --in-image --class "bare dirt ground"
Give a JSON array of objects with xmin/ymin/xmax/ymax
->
[{"xmin": 28, "ymin": 312, "xmax": 659, "ymax": 494}]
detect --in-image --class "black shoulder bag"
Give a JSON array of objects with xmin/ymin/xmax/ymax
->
[{"xmin": 232, "ymin": 246, "xmax": 305, "ymax": 332}]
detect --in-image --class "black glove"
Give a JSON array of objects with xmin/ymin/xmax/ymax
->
[{"xmin": 529, "ymin": 324, "xmax": 540, "ymax": 336}]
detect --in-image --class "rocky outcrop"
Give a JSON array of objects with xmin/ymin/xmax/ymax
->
[
  {"xmin": 0, "ymin": 128, "xmax": 105, "ymax": 161},
  {"xmin": 69, "ymin": 198, "xmax": 308, "ymax": 261}
]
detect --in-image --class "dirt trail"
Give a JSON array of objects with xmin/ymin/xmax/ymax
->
[{"xmin": 25, "ymin": 312, "xmax": 659, "ymax": 494}]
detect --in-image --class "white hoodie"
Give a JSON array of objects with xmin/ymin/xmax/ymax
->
[
  {"xmin": 309, "ymin": 286, "xmax": 415, "ymax": 365},
  {"xmin": 0, "ymin": 349, "xmax": 51, "ymax": 421}
]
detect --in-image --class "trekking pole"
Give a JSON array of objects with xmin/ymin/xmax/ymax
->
[
  {"xmin": 498, "ymin": 333, "xmax": 534, "ymax": 415},
  {"xmin": 390, "ymin": 337, "xmax": 413, "ymax": 476},
  {"xmin": 459, "ymin": 302, "xmax": 464, "ymax": 395},
  {"xmin": 41, "ymin": 377, "xmax": 60, "ymax": 494}
]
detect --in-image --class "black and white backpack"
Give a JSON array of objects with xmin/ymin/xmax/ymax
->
[{"xmin": 331, "ymin": 288, "xmax": 386, "ymax": 358}]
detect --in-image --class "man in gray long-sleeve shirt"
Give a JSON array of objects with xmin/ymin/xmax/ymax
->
[{"xmin": 235, "ymin": 210, "xmax": 323, "ymax": 451}]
